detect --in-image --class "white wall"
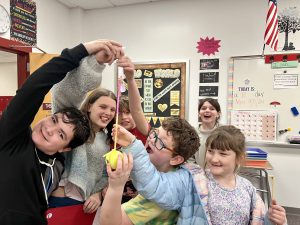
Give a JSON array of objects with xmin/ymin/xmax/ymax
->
[
  {"xmin": 35, "ymin": 0, "xmax": 77, "ymax": 53},
  {"xmin": 1, "ymin": 0, "xmax": 299, "ymax": 208},
  {"xmin": 0, "ymin": 62, "xmax": 17, "ymax": 95}
]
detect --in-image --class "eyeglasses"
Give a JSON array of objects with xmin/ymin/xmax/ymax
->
[{"xmin": 148, "ymin": 129, "xmax": 174, "ymax": 152}]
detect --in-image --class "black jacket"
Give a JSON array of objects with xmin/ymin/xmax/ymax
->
[{"xmin": 0, "ymin": 44, "xmax": 88, "ymax": 225}]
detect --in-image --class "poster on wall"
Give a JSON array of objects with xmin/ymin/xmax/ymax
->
[
  {"xmin": 10, "ymin": 0, "xmax": 37, "ymax": 45},
  {"xmin": 196, "ymin": 36, "xmax": 221, "ymax": 56},
  {"xmin": 199, "ymin": 72, "xmax": 219, "ymax": 83},
  {"xmin": 277, "ymin": 1, "xmax": 300, "ymax": 51},
  {"xmin": 199, "ymin": 86, "xmax": 218, "ymax": 97},
  {"xmin": 120, "ymin": 61, "xmax": 187, "ymax": 128},
  {"xmin": 200, "ymin": 58, "xmax": 219, "ymax": 70},
  {"xmin": 231, "ymin": 110, "xmax": 277, "ymax": 142}
]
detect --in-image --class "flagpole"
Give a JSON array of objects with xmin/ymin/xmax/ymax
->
[{"xmin": 262, "ymin": 43, "xmax": 266, "ymax": 56}]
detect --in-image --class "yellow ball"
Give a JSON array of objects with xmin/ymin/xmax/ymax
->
[{"xmin": 104, "ymin": 149, "xmax": 123, "ymax": 170}]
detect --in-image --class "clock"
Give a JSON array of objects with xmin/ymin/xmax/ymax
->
[{"xmin": 0, "ymin": 4, "xmax": 10, "ymax": 34}]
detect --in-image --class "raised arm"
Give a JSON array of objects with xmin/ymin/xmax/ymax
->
[
  {"xmin": 100, "ymin": 153, "xmax": 134, "ymax": 225},
  {"xmin": 117, "ymin": 57, "xmax": 149, "ymax": 136},
  {"xmin": 0, "ymin": 44, "xmax": 89, "ymax": 146},
  {"xmin": 51, "ymin": 55, "xmax": 105, "ymax": 112},
  {"xmin": 113, "ymin": 125, "xmax": 187, "ymax": 210},
  {"xmin": 52, "ymin": 40, "xmax": 124, "ymax": 112}
]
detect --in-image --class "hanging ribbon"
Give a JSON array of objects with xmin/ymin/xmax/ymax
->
[{"xmin": 103, "ymin": 67, "xmax": 124, "ymax": 169}]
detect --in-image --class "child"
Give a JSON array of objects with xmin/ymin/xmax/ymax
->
[
  {"xmin": 106, "ymin": 124, "xmax": 287, "ymax": 225},
  {"xmin": 117, "ymin": 57, "xmax": 150, "ymax": 203},
  {"xmin": 50, "ymin": 88, "xmax": 117, "ymax": 213},
  {"xmin": 118, "ymin": 56, "xmax": 149, "ymax": 144},
  {"xmin": 204, "ymin": 125, "xmax": 287, "ymax": 225},
  {"xmin": 119, "ymin": 95, "xmax": 148, "ymax": 145},
  {"xmin": 49, "ymin": 45, "xmax": 125, "ymax": 213},
  {"xmin": 0, "ymin": 40, "xmax": 118, "ymax": 225},
  {"xmin": 192, "ymin": 98, "xmax": 221, "ymax": 167},
  {"xmin": 100, "ymin": 117, "xmax": 200, "ymax": 225}
]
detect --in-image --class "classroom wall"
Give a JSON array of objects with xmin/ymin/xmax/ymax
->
[
  {"xmin": 81, "ymin": 0, "xmax": 269, "ymax": 123},
  {"xmin": 35, "ymin": 0, "xmax": 77, "ymax": 53},
  {"xmin": 0, "ymin": 0, "xmax": 299, "ymax": 208},
  {"xmin": 0, "ymin": 62, "xmax": 17, "ymax": 95}
]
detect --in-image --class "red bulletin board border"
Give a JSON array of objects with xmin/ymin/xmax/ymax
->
[{"xmin": 0, "ymin": 96, "xmax": 13, "ymax": 117}]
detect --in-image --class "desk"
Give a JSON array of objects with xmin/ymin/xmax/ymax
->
[{"xmin": 240, "ymin": 161, "xmax": 273, "ymax": 207}]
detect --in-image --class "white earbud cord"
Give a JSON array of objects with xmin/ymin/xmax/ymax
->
[{"xmin": 34, "ymin": 147, "xmax": 56, "ymax": 204}]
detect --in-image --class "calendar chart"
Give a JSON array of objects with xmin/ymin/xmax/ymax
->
[{"xmin": 231, "ymin": 110, "xmax": 277, "ymax": 142}]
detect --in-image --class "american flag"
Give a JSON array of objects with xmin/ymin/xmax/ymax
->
[{"xmin": 264, "ymin": 0, "xmax": 278, "ymax": 51}]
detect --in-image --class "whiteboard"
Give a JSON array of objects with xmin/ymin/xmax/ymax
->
[{"xmin": 228, "ymin": 56, "xmax": 300, "ymax": 143}]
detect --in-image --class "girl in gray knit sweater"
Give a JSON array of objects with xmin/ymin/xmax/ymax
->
[{"xmin": 49, "ymin": 40, "xmax": 130, "ymax": 214}]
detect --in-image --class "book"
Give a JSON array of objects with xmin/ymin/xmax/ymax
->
[
  {"xmin": 246, "ymin": 148, "xmax": 268, "ymax": 159},
  {"xmin": 244, "ymin": 159, "xmax": 267, "ymax": 167}
]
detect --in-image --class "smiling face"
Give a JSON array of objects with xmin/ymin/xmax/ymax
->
[
  {"xmin": 205, "ymin": 148, "xmax": 237, "ymax": 179},
  {"xmin": 32, "ymin": 113, "xmax": 75, "ymax": 155},
  {"xmin": 199, "ymin": 101, "xmax": 220, "ymax": 129},
  {"xmin": 204, "ymin": 125, "xmax": 246, "ymax": 179},
  {"xmin": 119, "ymin": 110, "xmax": 136, "ymax": 131},
  {"xmin": 88, "ymin": 96, "xmax": 116, "ymax": 131},
  {"xmin": 145, "ymin": 127, "xmax": 178, "ymax": 172}
]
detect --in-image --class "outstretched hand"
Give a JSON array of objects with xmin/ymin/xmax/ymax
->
[
  {"xmin": 107, "ymin": 152, "xmax": 133, "ymax": 191},
  {"xmin": 117, "ymin": 56, "xmax": 135, "ymax": 80},
  {"xmin": 268, "ymin": 199, "xmax": 287, "ymax": 225},
  {"xmin": 112, "ymin": 124, "xmax": 136, "ymax": 147},
  {"xmin": 84, "ymin": 39, "xmax": 124, "ymax": 65}
]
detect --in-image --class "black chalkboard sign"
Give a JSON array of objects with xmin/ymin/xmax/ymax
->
[
  {"xmin": 199, "ymin": 72, "xmax": 219, "ymax": 83},
  {"xmin": 200, "ymin": 58, "xmax": 219, "ymax": 70},
  {"xmin": 199, "ymin": 86, "xmax": 218, "ymax": 97},
  {"xmin": 121, "ymin": 61, "xmax": 187, "ymax": 128},
  {"xmin": 10, "ymin": 0, "xmax": 37, "ymax": 45}
]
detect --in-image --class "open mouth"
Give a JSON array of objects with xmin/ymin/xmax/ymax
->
[
  {"xmin": 210, "ymin": 164, "xmax": 222, "ymax": 168},
  {"xmin": 146, "ymin": 146, "xmax": 153, "ymax": 154},
  {"xmin": 121, "ymin": 121, "xmax": 129, "ymax": 126}
]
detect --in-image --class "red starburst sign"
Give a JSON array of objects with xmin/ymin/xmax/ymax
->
[{"xmin": 196, "ymin": 37, "xmax": 221, "ymax": 56}]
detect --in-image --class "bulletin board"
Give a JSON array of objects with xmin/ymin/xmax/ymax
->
[
  {"xmin": 121, "ymin": 61, "xmax": 187, "ymax": 128},
  {"xmin": 228, "ymin": 55, "xmax": 300, "ymax": 143}
]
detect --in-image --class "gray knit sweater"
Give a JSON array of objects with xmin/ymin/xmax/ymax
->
[{"xmin": 51, "ymin": 55, "xmax": 109, "ymax": 199}]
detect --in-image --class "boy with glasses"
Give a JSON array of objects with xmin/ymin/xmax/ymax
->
[
  {"xmin": 100, "ymin": 117, "xmax": 200, "ymax": 225},
  {"xmin": 102, "ymin": 122, "xmax": 283, "ymax": 225}
]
